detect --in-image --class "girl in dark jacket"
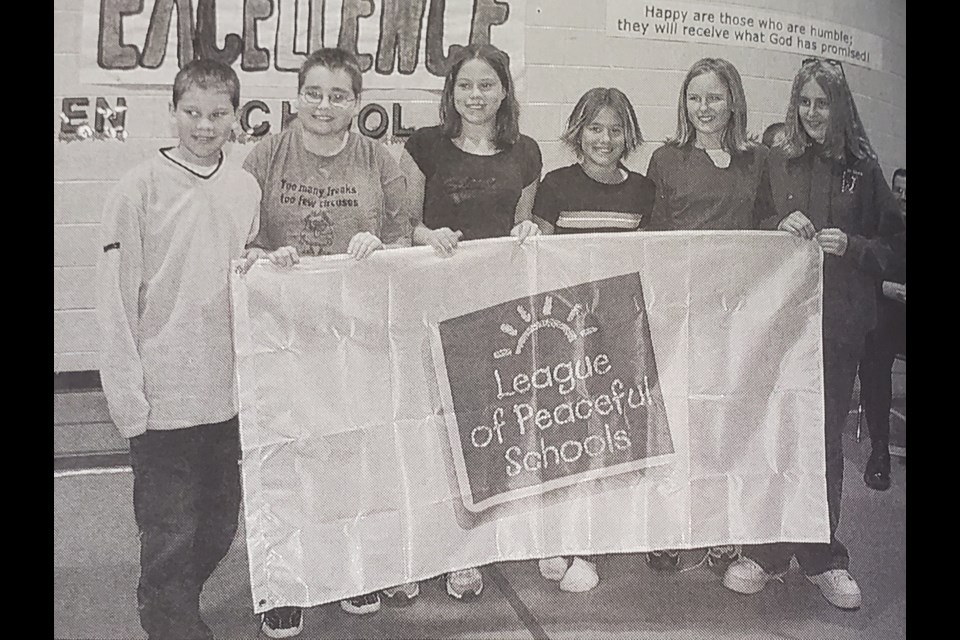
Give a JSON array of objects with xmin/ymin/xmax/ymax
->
[{"xmin": 722, "ymin": 58, "xmax": 905, "ymax": 611}]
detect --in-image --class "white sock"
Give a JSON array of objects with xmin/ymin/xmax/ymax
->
[
  {"xmin": 559, "ymin": 557, "xmax": 599, "ymax": 593},
  {"xmin": 538, "ymin": 557, "xmax": 569, "ymax": 581}
]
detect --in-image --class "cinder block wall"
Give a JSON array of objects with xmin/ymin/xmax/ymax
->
[{"xmin": 54, "ymin": 0, "xmax": 906, "ymax": 373}]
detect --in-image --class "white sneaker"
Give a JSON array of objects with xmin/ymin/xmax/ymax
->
[
  {"xmin": 559, "ymin": 557, "xmax": 599, "ymax": 593},
  {"xmin": 722, "ymin": 557, "xmax": 787, "ymax": 595},
  {"xmin": 538, "ymin": 557, "xmax": 569, "ymax": 582},
  {"xmin": 806, "ymin": 569, "xmax": 862, "ymax": 610},
  {"xmin": 446, "ymin": 567, "xmax": 483, "ymax": 600}
]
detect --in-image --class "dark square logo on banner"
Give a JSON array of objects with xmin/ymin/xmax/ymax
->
[{"xmin": 434, "ymin": 273, "xmax": 674, "ymax": 513}]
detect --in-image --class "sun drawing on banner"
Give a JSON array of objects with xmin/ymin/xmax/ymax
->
[{"xmin": 494, "ymin": 296, "xmax": 598, "ymax": 360}]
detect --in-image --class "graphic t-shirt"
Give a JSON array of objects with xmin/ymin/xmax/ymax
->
[
  {"xmin": 243, "ymin": 122, "xmax": 408, "ymax": 255},
  {"xmin": 532, "ymin": 163, "xmax": 656, "ymax": 233},
  {"xmin": 645, "ymin": 144, "xmax": 768, "ymax": 231},
  {"xmin": 405, "ymin": 126, "xmax": 542, "ymax": 240}
]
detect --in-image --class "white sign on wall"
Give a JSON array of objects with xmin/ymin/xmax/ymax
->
[{"xmin": 607, "ymin": 0, "xmax": 884, "ymax": 71}]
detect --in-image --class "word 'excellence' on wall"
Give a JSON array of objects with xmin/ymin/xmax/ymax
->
[{"xmin": 82, "ymin": 0, "xmax": 526, "ymax": 88}]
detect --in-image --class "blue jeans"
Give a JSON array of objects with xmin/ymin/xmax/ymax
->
[
  {"xmin": 741, "ymin": 339, "xmax": 861, "ymax": 576},
  {"xmin": 130, "ymin": 415, "xmax": 242, "ymax": 640}
]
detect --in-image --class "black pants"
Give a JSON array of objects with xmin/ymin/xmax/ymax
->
[
  {"xmin": 742, "ymin": 339, "xmax": 861, "ymax": 576},
  {"xmin": 858, "ymin": 303, "xmax": 906, "ymax": 450},
  {"xmin": 130, "ymin": 416, "xmax": 242, "ymax": 640}
]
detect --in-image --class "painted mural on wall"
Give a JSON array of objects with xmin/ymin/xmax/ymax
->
[
  {"xmin": 80, "ymin": 0, "xmax": 524, "ymax": 87},
  {"xmin": 60, "ymin": 0, "xmax": 526, "ymax": 143}
]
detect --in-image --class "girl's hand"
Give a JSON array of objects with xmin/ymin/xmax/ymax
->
[
  {"xmin": 882, "ymin": 281, "xmax": 906, "ymax": 304},
  {"xmin": 237, "ymin": 247, "xmax": 267, "ymax": 274},
  {"xmin": 268, "ymin": 246, "xmax": 300, "ymax": 268},
  {"xmin": 511, "ymin": 220, "xmax": 540, "ymax": 244},
  {"xmin": 778, "ymin": 211, "xmax": 816, "ymax": 240},
  {"xmin": 347, "ymin": 232, "xmax": 384, "ymax": 260},
  {"xmin": 815, "ymin": 228, "xmax": 848, "ymax": 256},
  {"xmin": 427, "ymin": 227, "xmax": 463, "ymax": 256}
]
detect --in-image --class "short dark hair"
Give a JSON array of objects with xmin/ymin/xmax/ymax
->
[
  {"xmin": 762, "ymin": 122, "xmax": 786, "ymax": 148},
  {"xmin": 173, "ymin": 59, "xmax": 240, "ymax": 109},
  {"xmin": 298, "ymin": 48, "xmax": 363, "ymax": 96},
  {"xmin": 892, "ymin": 168, "xmax": 906, "ymax": 185},
  {"xmin": 439, "ymin": 44, "xmax": 520, "ymax": 149}
]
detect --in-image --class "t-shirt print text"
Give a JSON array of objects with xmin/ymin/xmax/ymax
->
[
  {"xmin": 279, "ymin": 178, "xmax": 360, "ymax": 209},
  {"xmin": 445, "ymin": 176, "xmax": 499, "ymax": 205},
  {"xmin": 278, "ymin": 178, "xmax": 362, "ymax": 256}
]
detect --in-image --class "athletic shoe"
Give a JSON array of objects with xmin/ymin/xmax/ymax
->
[
  {"xmin": 863, "ymin": 448, "xmax": 891, "ymax": 491},
  {"xmin": 706, "ymin": 545, "xmax": 741, "ymax": 576},
  {"xmin": 645, "ymin": 550, "xmax": 680, "ymax": 571},
  {"xmin": 260, "ymin": 606, "xmax": 303, "ymax": 639},
  {"xmin": 559, "ymin": 557, "xmax": 599, "ymax": 593},
  {"xmin": 806, "ymin": 569, "xmax": 862, "ymax": 610},
  {"xmin": 446, "ymin": 567, "xmax": 483, "ymax": 601},
  {"xmin": 722, "ymin": 557, "xmax": 787, "ymax": 595},
  {"xmin": 339, "ymin": 592, "xmax": 381, "ymax": 615},
  {"xmin": 381, "ymin": 582, "xmax": 420, "ymax": 607},
  {"xmin": 538, "ymin": 557, "xmax": 569, "ymax": 582}
]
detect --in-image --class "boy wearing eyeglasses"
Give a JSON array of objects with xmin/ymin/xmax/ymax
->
[
  {"xmin": 239, "ymin": 47, "xmax": 413, "ymax": 638},
  {"xmin": 242, "ymin": 48, "xmax": 410, "ymax": 270}
]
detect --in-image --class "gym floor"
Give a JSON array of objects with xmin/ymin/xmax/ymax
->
[{"xmin": 54, "ymin": 389, "xmax": 905, "ymax": 640}]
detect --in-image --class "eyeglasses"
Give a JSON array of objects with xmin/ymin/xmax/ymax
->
[
  {"xmin": 802, "ymin": 57, "xmax": 845, "ymax": 77},
  {"xmin": 299, "ymin": 88, "xmax": 356, "ymax": 107}
]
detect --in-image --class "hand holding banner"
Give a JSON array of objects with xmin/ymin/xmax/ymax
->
[{"xmin": 231, "ymin": 232, "xmax": 827, "ymax": 611}]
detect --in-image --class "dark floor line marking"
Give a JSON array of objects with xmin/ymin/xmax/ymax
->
[
  {"xmin": 55, "ymin": 451, "xmax": 131, "ymax": 471},
  {"xmin": 487, "ymin": 564, "xmax": 550, "ymax": 640}
]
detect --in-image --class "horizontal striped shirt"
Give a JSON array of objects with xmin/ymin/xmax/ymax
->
[{"xmin": 533, "ymin": 164, "xmax": 656, "ymax": 234}]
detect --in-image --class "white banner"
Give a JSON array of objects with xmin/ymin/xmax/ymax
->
[
  {"xmin": 607, "ymin": 0, "xmax": 884, "ymax": 71},
  {"xmin": 231, "ymin": 232, "xmax": 828, "ymax": 611}
]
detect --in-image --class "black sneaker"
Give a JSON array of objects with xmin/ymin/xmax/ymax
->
[
  {"xmin": 645, "ymin": 550, "xmax": 681, "ymax": 571},
  {"xmin": 706, "ymin": 545, "xmax": 741, "ymax": 576},
  {"xmin": 381, "ymin": 582, "xmax": 420, "ymax": 607},
  {"xmin": 260, "ymin": 606, "xmax": 303, "ymax": 639},
  {"xmin": 864, "ymin": 447, "xmax": 891, "ymax": 491},
  {"xmin": 339, "ymin": 592, "xmax": 381, "ymax": 615}
]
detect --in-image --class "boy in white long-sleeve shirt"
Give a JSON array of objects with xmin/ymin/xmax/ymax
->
[{"xmin": 96, "ymin": 59, "xmax": 260, "ymax": 640}]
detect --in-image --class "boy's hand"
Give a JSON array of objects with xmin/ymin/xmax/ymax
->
[
  {"xmin": 815, "ymin": 228, "xmax": 848, "ymax": 256},
  {"xmin": 427, "ymin": 228, "xmax": 463, "ymax": 257},
  {"xmin": 347, "ymin": 232, "xmax": 384, "ymax": 260},
  {"xmin": 268, "ymin": 246, "xmax": 300, "ymax": 268},
  {"xmin": 237, "ymin": 247, "xmax": 267, "ymax": 274},
  {"xmin": 778, "ymin": 211, "xmax": 816, "ymax": 240},
  {"xmin": 511, "ymin": 220, "xmax": 540, "ymax": 244}
]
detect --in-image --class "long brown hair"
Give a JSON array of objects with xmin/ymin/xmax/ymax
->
[
  {"xmin": 439, "ymin": 44, "xmax": 520, "ymax": 149},
  {"xmin": 779, "ymin": 59, "xmax": 876, "ymax": 163}
]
